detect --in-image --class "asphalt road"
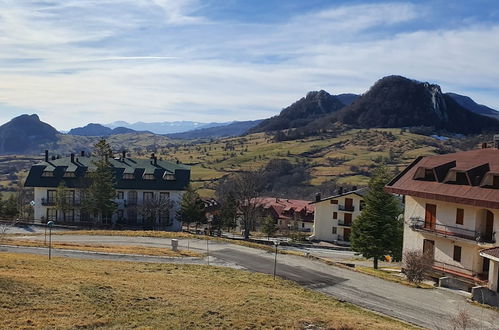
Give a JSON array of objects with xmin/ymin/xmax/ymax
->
[{"xmin": 3, "ymin": 234, "xmax": 499, "ymax": 329}]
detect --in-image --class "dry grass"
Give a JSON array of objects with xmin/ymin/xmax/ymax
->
[
  {"xmin": 1, "ymin": 238, "xmax": 202, "ymax": 258},
  {"xmin": 0, "ymin": 253, "xmax": 413, "ymax": 329},
  {"xmin": 355, "ymin": 266, "xmax": 434, "ymax": 289}
]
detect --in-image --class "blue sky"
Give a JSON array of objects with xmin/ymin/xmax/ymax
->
[{"xmin": 1, "ymin": 0, "xmax": 499, "ymax": 130}]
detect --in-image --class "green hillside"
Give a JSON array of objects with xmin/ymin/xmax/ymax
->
[{"xmin": 0, "ymin": 129, "xmax": 482, "ymax": 198}]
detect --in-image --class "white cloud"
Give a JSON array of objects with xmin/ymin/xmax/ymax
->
[{"xmin": 0, "ymin": 1, "xmax": 498, "ymax": 129}]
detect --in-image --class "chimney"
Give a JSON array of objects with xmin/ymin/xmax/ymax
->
[
  {"xmin": 494, "ymin": 135, "xmax": 499, "ymax": 149},
  {"xmin": 70, "ymin": 153, "xmax": 75, "ymax": 163},
  {"xmin": 81, "ymin": 150, "xmax": 85, "ymax": 157},
  {"xmin": 154, "ymin": 156, "xmax": 157, "ymax": 166},
  {"xmin": 51, "ymin": 155, "xmax": 56, "ymax": 161},
  {"xmin": 315, "ymin": 193, "xmax": 321, "ymax": 202},
  {"xmin": 45, "ymin": 150, "xmax": 49, "ymax": 162},
  {"xmin": 352, "ymin": 186, "xmax": 357, "ymax": 191},
  {"xmin": 122, "ymin": 150, "xmax": 126, "ymax": 160},
  {"xmin": 482, "ymin": 142, "xmax": 488, "ymax": 149}
]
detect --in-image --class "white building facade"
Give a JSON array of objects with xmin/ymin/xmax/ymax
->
[
  {"xmin": 386, "ymin": 147, "xmax": 499, "ymax": 304},
  {"xmin": 26, "ymin": 151, "xmax": 190, "ymax": 231},
  {"xmin": 310, "ymin": 189, "xmax": 366, "ymax": 244}
]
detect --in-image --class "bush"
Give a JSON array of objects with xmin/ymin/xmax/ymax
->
[{"xmin": 403, "ymin": 250, "xmax": 432, "ymax": 284}]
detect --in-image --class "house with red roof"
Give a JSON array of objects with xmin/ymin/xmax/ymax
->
[
  {"xmin": 252, "ymin": 197, "xmax": 315, "ymax": 232},
  {"xmin": 386, "ymin": 140, "xmax": 499, "ymax": 305}
]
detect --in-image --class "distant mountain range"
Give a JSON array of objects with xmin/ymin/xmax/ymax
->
[
  {"xmin": 105, "ymin": 120, "xmax": 229, "ymax": 135},
  {"xmin": 2, "ymin": 74, "xmax": 499, "ymax": 154},
  {"xmin": 68, "ymin": 123, "xmax": 150, "ymax": 136},
  {"xmin": 253, "ymin": 75, "xmax": 499, "ymax": 137},
  {"xmin": 167, "ymin": 120, "xmax": 263, "ymax": 139}
]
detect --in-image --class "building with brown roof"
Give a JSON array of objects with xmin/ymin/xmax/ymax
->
[
  {"xmin": 243, "ymin": 197, "xmax": 315, "ymax": 232},
  {"xmin": 386, "ymin": 143, "xmax": 499, "ymax": 299}
]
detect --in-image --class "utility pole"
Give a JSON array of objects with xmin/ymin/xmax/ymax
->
[{"xmin": 273, "ymin": 239, "xmax": 280, "ymax": 280}]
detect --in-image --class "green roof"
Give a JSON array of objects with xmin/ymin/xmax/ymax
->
[{"xmin": 25, "ymin": 156, "xmax": 190, "ymax": 191}]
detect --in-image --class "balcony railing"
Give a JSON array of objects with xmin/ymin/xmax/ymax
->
[
  {"xmin": 41, "ymin": 198, "xmax": 81, "ymax": 206},
  {"xmin": 432, "ymin": 261, "xmax": 488, "ymax": 284},
  {"xmin": 410, "ymin": 217, "xmax": 495, "ymax": 244},
  {"xmin": 338, "ymin": 220, "xmax": 352, "ymax": 227},
  {"xmin": 41, "ymin": 198, "xmax": 55, "ymax": 206},
  {"xmin": 338, "ymin": 205, "xmax": 355, "ymax": 212}
]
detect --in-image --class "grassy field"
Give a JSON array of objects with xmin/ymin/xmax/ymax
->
[
  {"xmin": 0, "ymin": 129, "xmax": 467, "ymax": 198},
  {"xmin": 0, "ymin": 253, "xmax": 413, "ymax": 329}
]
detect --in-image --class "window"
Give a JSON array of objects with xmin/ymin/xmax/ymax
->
[
  {"xmin": 159, "ymin": 192, "xmax": 170, "ymax": 201},
  {"xmin": 63, "ymin": 171, "xmax": 76, "ymax": 178},
  {"xmin": 143, "ymin": 174, "xmax": 155, "ymax": 180},
  {"xmin": 46, "ymin": 208, "xmax": 57, "ymax": 221},
  {"xmin": 493, "ymin": 176, "xmax": 499, "ymax": 188},
  {"xmin": 46, "ymin": 190, "xmax": 56, "ymax": 204},
  {"xmin": 116, "ymin": 191, "xmax": 124, "ymax": 200},
  {"xmin": 127, "ymin": 191, "xmax": 137, "ymax": 205},
  {"xmin": 123, "ymin": 173, "xmax": 134, "ymax": 180},
  {"xmin": 143, "ymin": 192, "xmax": 154, "ymax": 201},
  {"xmin": 302, "ymin": 223, "xmax": 305, "ymax": 228},
  {"xmin": 424, "ymin": 169, "xmax": 435, "ymax": 181},
  {"xmin": 65, "ymin": 209, "xmax": 75, "ymax": 222},
  {"xmin": 456, "ymin": 208, "xmax": 464, "ymax": 225},
  {"xmin": 332, "ymin": 227, "xmax": 337, "ymax": 234},
  {"xmin": 360, "ymin": 201, "xmax": 366, "ymax": 211},
  {"xmin": 163, "ymin": 173, "xmax": 175, "ymax": 181},
  {"xmin": 330, "ymin": 200, "xmax": 338, "ymax": 204},
  {"xmin": 332, "ymin": 212, "xmax": 337, "ymax": 219},
  {"xmin": 42, "ymin": 171, "xmax": 54, "ymax": 177},
  {"xmin": 455, "ymin": 172, "xmax": 469, "ymax": 185},
  {"xmin": 453, "ymin": 246, "xmax": 462, "ymax": 262},
  {"xmin": 66, "ymin": 190, "xmax": 75, "ymax": 205}
]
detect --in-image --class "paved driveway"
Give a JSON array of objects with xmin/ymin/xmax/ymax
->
[{"xmin": 4, "ymin": 234, "xmax": 499, "ymax": 329}]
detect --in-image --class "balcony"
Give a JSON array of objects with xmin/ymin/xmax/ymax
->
[
  {"xmin": 338, "ymin": 205, "xmax": 355, "ymax": 212},
  {"xmin": 41, "ymin": 198, "xmax": 81, "ymax": 206},
  {"xmin": 338, "ymin": 220, "xmax": 352, "ymax": 227},
  {"xmin": 410, "ymin": 217, "xmax": 496, "ymax": 244},
  {"xmin": 432, "ymin": 261, "xmax": 488, "ymax": 285},
  {"xmin": 41, "ymin": 198, "xmax": 55, "ymax": 206}
]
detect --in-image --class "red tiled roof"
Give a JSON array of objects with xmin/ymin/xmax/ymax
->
[
  {"xmin": 481, "ymin": 247, "xmax": 499, "ymax": 260},
  {"xmin": 254, "ymin": 197, "xmax": 315, "ymax": 222},
  {"xmin": 385, "ymin": 148, "xmax": 499, "ymax": 209}
]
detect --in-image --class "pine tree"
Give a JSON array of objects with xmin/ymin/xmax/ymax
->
[
  {"xmin": 350, "ymin": 166, "xmax": 402, "ymax": 269},
  {"xmin": 220, "ymin": 193, "xmax": 238, "ymax": 232},
  {"xmin": 83, "ymin": 139, "xmax": 117, "ymax": 224},
  {"xmin": 3, "ymin": 195, "xmax": 19, "ymax": 220},
  {"xmin": 261, "ymin": 216, "xmax": 277, "ymax": 239},
  {"xmin": 177, "ymin": 185, "xmax": 205, "ymax": 231}
]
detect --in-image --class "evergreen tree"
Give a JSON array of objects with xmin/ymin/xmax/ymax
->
[
  {"xmin": 83, "ymin": 139, "xmax": 117, "ymax": 224},
  {"xmin": 350, "ymin": 166, "xmax": 402, "ymax": 269},
  {"xmin": 177, "ymin": 185, "xmax": 205, "ymax": 231},
  {"xmin": 3, "ymin": 195, "xmax": 19, "ymax": 220},
  {"xmin": 220, "ymin": 193, "xmax": 238, "ymax": 232},
  {"xmin": 261, "ymin": 216, "xmax": 277, "ymax": 239}
]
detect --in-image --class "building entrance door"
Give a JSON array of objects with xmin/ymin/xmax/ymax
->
[
  {"xmin": 425, "ymin": 204, "xmax": 437, "ymax": 230},
  {"xmin": 485, "ymin": 211, "xmax": 494, "ymax": 242},
  {"xmin": 423, "ymin": 239, "xmax": 435, "ymax": 261}
]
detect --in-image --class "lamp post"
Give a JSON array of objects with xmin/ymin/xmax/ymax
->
[
  {"xmin": 47, "ymin": 221, "xmax": 54, "ymax": 260},
  {"xmin": 273, "ymin": 239, "xmax": 280, "ymax": 280}
]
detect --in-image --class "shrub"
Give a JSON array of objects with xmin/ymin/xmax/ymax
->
[{"xmin": 403, "ymin": 250, "xmax": 432, "ymax": 284}]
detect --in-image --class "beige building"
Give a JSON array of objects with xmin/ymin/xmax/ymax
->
[
  {"xmin": 310, "ymin": 189, "xmax": 366, "ymax": 244},
  {"xmin": 386, "ymin": 146, "xmax": 499, "ymax": 305}
]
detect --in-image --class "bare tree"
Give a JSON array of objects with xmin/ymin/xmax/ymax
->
[
  {"xmin": 403, "ymin": 250, "xmax": 432, "ymax": 284},
  {"xmin": 449, "ymin": 308, "xmax": 473, "ymax": 330},
  {"xmin": 230, "ymin": 171, "xmax": 262, "ymax": 240},
  {"xmin": 140, "ymin": 195, "xmax": 175, "ymax": 229}
]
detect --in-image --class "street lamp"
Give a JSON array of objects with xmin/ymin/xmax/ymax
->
[
  {"xmin": 273, "ymin": 239, "xmax": 280, "ymax": 280},
  {"xmin": 47, "ymin": 221, "xmax": 54, "ymax": 260}
]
